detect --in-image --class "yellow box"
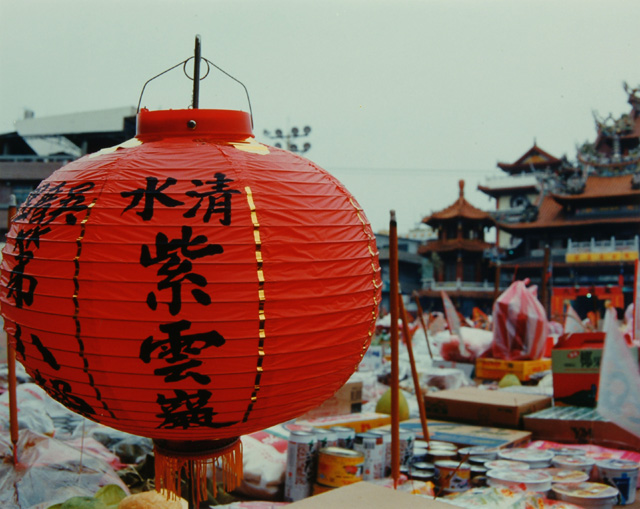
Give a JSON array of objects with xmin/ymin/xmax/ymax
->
[
  {"xmin": 295, "ymin": 412, "xmax": 392, "ymax": 433},
  {"xmin": 475, "ymin": 358, "xmax": 551, "ymax": 382}
]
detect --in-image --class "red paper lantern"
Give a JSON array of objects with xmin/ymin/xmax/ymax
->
[{"xmin": 0, "ymin": 108, "xmax": 381, "ymax": 499}]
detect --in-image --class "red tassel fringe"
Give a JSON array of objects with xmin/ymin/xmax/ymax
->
[{"xmin": 154, "ymin": 437, "xmax": 243, "ymax": 507}]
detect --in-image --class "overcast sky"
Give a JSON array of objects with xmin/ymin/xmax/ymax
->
[{"xmin": 2, "ymin": 0, "xmax": 639, "ymax": 234}]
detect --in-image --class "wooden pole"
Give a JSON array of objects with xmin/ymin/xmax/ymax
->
[
  {"xmin": 541, "ymin": 244, "xmax": 550, "ymax": 318},
  {"xmin": 388, "ymin": 211, "xmax": 400, "ymax": 488},
  {"xmin": 6, "ymin": 194, "xmax": 19, "ymax": 464},
  {"xmin": 412, "ymin": 292, "xmax": 434, "ymax": 359},
  {"xmin": 399, "ymin": 296, "xmax": 430, "ymax": 441},
  {"xmin": 493, "ymin": 259, "xmax": 501, "ymax": 302}
]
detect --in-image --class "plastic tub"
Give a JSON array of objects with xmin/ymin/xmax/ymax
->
[
  {"xmin": 552, "ymin": 454, "xmax": 596, "ymax": 477},
  {"xmin": 487, "ymin": 468, "xmax": 553, "ymax": 494},
  {"xmin": 552, "ymin": 482, "xmax": 619, "ymax": 509},
  {"xmin": 596, "ymin": 458, "xmax": 639, "ymax": 505},
  {"xmin": 498, "ymin": 448, "xmax": 554, "ymax": 468},
  {"xmin": 545, "ymin": 467, "xmax": 589, "ymax": 484}
]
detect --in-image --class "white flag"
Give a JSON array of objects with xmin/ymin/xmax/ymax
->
[
  {"xmin": 441, "ymin": 290, "xmax": 466, "ymax": 355},
  {"xmin": 564, "ymin": 303, "xmax": 586, "ymax": 333},
  {"xmin": 596, "ymin": 307, "xmax": 640, "ymax": 437}
]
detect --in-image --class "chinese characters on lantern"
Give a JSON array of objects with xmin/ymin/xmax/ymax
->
[
  {"xmin": 121, "ymin": 172, "xmax": 240, "ymax": 430},
  {"xmin": 7, "ymin": 180, "xmax": 98, "ymax": 417}
]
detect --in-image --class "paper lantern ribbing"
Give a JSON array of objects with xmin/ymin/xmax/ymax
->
[{"xmin": 0, "ymin": 108, "xmax": 381, "ymax": 497}]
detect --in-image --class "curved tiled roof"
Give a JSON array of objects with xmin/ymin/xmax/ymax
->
[
  {"xmin": 550, "ymin": 174, "xmax": 640, "ymax": 203},
  {"xmin": 419, "ymin": 238, "xmax": 494, "ymax": 254},
  {"xmin": 423, "ymin": 180, "xmax": 493, "ymax": 225},
  {"xmin": 497, "ymin": 144, "xmax": 563, "ymax": 174}
]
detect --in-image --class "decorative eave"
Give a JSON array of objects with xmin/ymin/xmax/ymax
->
[
  {"xmin": 495, "ymin": 193, "xmax": 640, "ymax": 233},
  {"xmin": 550, "ymin": 174, "xmax": 640, "ymax": 205},
  {"xmin": 477, "ymin": 182, "xmax": 539, "ymax": 198},
  {"xmin": 497, "ymin": 144, "xmax": 563, "ymax": 175},
  {"xmin": 418, "ymin": 238, "xmax": 494, "ymax": 254},
  {"xmin": 422, "ymin": 180, "xmax": 494, "ymax": 226}
]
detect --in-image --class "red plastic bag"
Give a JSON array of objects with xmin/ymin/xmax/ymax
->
[{"xmin": 488, "ymin": 279, "xmax": 549, "ymax": 360}]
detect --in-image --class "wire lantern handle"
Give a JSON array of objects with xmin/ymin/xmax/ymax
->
[{"xmin": 136, "ymin": 35, "xmax": 254, "ymax": 127}]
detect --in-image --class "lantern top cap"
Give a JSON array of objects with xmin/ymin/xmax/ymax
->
[{"xmin": 136, "ymin": 108, "xmax": 253, "ymax": 140}]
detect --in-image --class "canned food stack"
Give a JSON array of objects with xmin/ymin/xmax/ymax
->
[{"xmin": 285, "ymin": 426, "xmax": 414, "ymax": 500}]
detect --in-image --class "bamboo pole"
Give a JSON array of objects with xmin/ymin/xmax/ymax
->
[
  {"xmin": 399, "ymin": 296, "xmax": 430, "ymax": 441},
  {"xmin": 541, "ymin": 244, "xmax": 550, "ymax": 317},
  {"xmin": 6, "ymin": 194, "xmax": 19, "ymax": 464},
  {"xmin": 412, "ymin": 292, "xmax": 434, "ymax": 360},
  {"xmin": 388, "ymin": 211, "xmax": 400, "ymax": 488}
]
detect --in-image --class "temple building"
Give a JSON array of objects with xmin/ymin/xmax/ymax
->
[
  {"xmin": 416, "ymin": 180, "xmax": 496, "ymax": 316},
  {"xmin": 481, "ymin": 83, "xmax": 640, "ymax": 323}
]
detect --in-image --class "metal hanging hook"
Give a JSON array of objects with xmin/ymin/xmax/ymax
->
[{"xmin": 136, "ymin": 35, "xmax": 254, "ymax": 127}]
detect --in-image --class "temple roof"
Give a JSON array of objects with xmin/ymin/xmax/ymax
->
[
  {"xmin": 422, "ymin": 180, "xmax": 493, "ymax": 226},
  {"xmin": 497, "ymin": 144, "xmax": 563, "ymax": 175},
  {"xmin": 419, "ymin": 238, "xmax": 494, "ymax": 254},
  {"xmin": 550, "ymin": 173, "xmax": 640, "ymax": 204},
  {"xmin": 495, "ymin": 174, "xmax": 640, "ymax": 232}
]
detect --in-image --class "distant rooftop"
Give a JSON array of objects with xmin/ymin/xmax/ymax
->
[{"xmin": 1, "ymin": 106, "xmax": 137, "ymax": 158}]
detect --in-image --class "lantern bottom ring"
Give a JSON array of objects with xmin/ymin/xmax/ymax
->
[
  {"xmin": 153, "ymin": 436, "xmax": 243, "ymax": 504},
  {"xmin": 154, "ymin": 436, "xmax": 240, "ymax": 457}
]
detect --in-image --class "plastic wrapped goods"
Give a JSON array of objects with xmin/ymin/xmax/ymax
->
[{"xmin": 488, "ymin": 280, "xmax": 549, "ymax": 360}]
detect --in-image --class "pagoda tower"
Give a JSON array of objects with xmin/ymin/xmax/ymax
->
[{"xmin": 417, "ymin": 180, "xmax": 495, "ymax": 316}]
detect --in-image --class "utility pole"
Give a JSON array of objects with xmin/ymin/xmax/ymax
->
[{"xmin": 263, "ymin": 126, "xmax": 312, "ymax": 154}]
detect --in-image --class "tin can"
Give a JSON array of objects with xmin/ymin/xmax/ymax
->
[
  {"xmin": 470, "ymin": 465, "xmax": 487, "ymax": 478},
  {"xmin": 409, "ymin": 470, "xmax": 435, "ymax": 482},
  {"xmin": 284, "ymin": 430, "xmax": 318, "ymax": 502},
  {"xmin": 313, "ymin": 427, "xmax": 338, "ymax": 449},
  {"xmin": 412, "ymin": 446, "xmax": 428, "ymax": 463},
  {"xmin": 412, "ymin": 461, "xmax": 435, "ymax": 471},
  {"xmin": 368, "ymin": 429, "xmax": 392, "ymax": 476},
  {"xmin": 312, "ymin": 482, "xmax": 334, "ymax": 495},
  {"xmin": 399, "ymin": 429, "xmax": 415, "ymax": 467},
  {"xmin": 354, "ymin": 432, "xmax": 385, "ymax": 480},
  {"xmin": 316, "ymin": 447, "xmax": 365, "ymax": 487},
  {"xmin": 331, "ymin": 426, "xmax": 356, "ymax": 450},
  {"xmin": 458, "ymin": 446, "xmax": 499, "ymax": 461},
  {"xmin": 468, "ymin": 456, "xmax": 493, "ymax": 466},
  {"xmin": 428, "ymin": 448, "xmax": 457, "ymax": 463},
  {"xmin": 434, "ymin": 460, "xmax": 472, "ymax": 494},
  {"xmin": 427, "ymin": 440, "xmax": 457, "ymax": 451}
]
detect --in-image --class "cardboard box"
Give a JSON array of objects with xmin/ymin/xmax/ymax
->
[
  {"xmin": 476, "ymin": 357, "xmax": 551, "ymax": 381},
  {"xmin": 523, "ymin": 405, "xmax": 640, "ymax": 451},
  {"xmin": 287, "ymin": 480, "xmax": 453, "ymax": 508},
  {"xmin": 298, "ymin": 380, "xmax": 363, "ymax": 419},
  {"xmin": 424, "ymin": 386, "xmax": 551, "ymax": 428},
  {"xmin": 552, "ymin": 332, "xmax": 638, "ymax": 407},
  {"xmin": 295, "ymin": 411, "xmax": 392, "ymax": 433},
  {"xmin": 375, "ymin": 419, "xmax": 531, "ymax": 448}
]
